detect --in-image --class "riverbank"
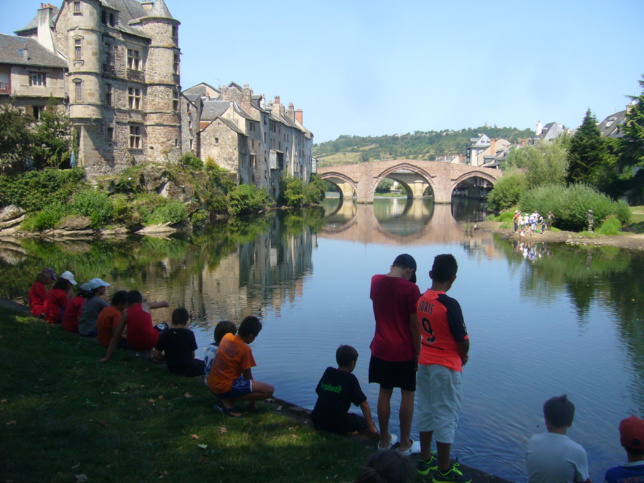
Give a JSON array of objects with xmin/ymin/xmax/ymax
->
[
  {"xmin": 0, "ymin": 300, "xmax": 511, "ymax": 482},
  {"xmin": 478, "ymin": 220, "xmax": 644, "ymax": 251}
]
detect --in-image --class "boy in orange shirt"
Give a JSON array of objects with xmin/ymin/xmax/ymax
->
[
  {"xmin": 207, "ymin": 316, "xmax": 274, "ymax": 418},
  {"xmin": 97, "ymin": 291, "xmax": 128, "ymax": 347}
]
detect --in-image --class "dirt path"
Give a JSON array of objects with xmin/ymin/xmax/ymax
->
[{"xmin": 478, "ymin": 221, "xmax": 644, "ymax": 251}]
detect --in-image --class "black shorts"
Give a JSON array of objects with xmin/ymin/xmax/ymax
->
[
  {"xmin": 311, "ymin": 412, "xmax": 366, "ymax": 434},
  {"xmin": 368, "ymin": 355, "xmax": 416, "ymax": 391}
]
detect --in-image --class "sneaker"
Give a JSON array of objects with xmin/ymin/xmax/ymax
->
[
  {"xmin": 432, "ymin": 463, "xmax": 471, "ymax": 483},
  {"xmin": 416, "ymin": 455, "xmax": 438, "ymax": 476}
]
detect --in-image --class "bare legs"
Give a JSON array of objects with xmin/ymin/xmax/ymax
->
[
  {"xmin": 220, "ymin": 380, "xmax": 274, "ymax": 412},
  {"xmin": 420, "ymin": 431, "xmax": 452, "ymax": 472},
  {"xmin": 377, "ymin": 386, "xmax": 415, "ymax": 451}
]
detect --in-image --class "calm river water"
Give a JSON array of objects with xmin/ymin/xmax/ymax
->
[{"xmin": 1, "ymin": 197, "xmax": 642, "ymax": 482}]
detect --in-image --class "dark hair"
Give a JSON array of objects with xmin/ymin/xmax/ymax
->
[
  {"xmin": 110, "ymin": 290, "xmax": 127, "ymax": 306},
  {"xmin": 238, "ymin": 316, "xmax": 262, "ymax": 338},
  {"xmin": 544, "ymin": 394, "xmax": 575, "ymax": 428},
  {"xmin": 431, "ymin": 254, "xmax": 458, "ymax": 283},
  {"xmin": 126, "ymin": 290, "xmax": 143, "ymax": 305},
  {"xmin": 52, "ymin": 278, "xmax": 71, "ymax": 291},
  {"xmin": 355, "ymin": 450, "xmax": 409, "ymax": 483},
  {"xmin": 336, "ymin": 345, "xmax": 359, "ymax": 367},
  {"xmin": 36, "ymin": 272, "xmax": 52, "ymax": 285},
  {"xmin": 172, "ymin": 307, "xmax": 190, "ymax": 326},
  {"xmin": 393, "ymin": 253, "xmax": 417, "ymax": 271},
  {"xmin": 214, "ymin": 320, "xmax": 237, "ymax": 344}
]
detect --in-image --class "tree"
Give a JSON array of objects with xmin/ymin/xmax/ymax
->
[
  {"xmin": 375, "ymin": 178, "xmax": 394, "ymax": 193},
  {"xmin": 503, "ymin": 137, "xmax": 569, "ymax": 188},
  {"xmin": 31, "ymin": 96, "xmax": 73, "ymax": 170},
  {"xmin": 618, "ymin": 76, "xmax": 644, "ymax": 204},
  {"xmin": 0, "ymin": 104, "xmax": 34, "ymax": 172},
  {"xmin": 566, "ymin": 109, "xmax": 608, "ymax": 186},
  {"xmin": 486, "ymin": 170, "xmax": 528, "ymax": 212}
]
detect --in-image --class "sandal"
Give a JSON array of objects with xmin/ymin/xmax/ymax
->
[{"xmin": 217, "ymin": 406, "xmax": 242, "ymax": 418}]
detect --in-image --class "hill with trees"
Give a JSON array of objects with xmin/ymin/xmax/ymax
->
[{"xmin": 313, "ymin": 126, "xmax": 535, "ymax": 166}]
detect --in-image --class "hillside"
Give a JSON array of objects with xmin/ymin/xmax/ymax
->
[{"xmin": 313, "ymin": 126, "xmax": 534, "ymax": 167}]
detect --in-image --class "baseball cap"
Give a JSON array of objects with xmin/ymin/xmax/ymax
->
[
  {"xmin": 88, "ymin": 278, "xmax": 111, "ymax": 290},
  {"xmin": 43, "ymin": 267, "xmax": 57, "ymax": 280},
  {"xmin": 79, "ymin": 283, "xmax": 91, "ymax": 292},
  {"xmin": 620, "ymin": 415, "xmax": 644, "ymax": 450},
  {"xmin": 393, "ymin": 253, "xmax": 417, "ymax": 271},
  {"xmin": 60, "ymin": 271, "xmax": 77, "ymax": 285}
]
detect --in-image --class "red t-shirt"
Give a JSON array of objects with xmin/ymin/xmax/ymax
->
[
  {"xmin": 125, "ymin": 303, "xmax": 159, "ymax": 351},
  {"xmin": 207, "ymin": 333, "xmax": 256, "ymax": 394},
  {"xmin": 417, "ymin": 290, "xmax": 469, "ymax": 372},
  {"xmin": 369, "ymin": 274, "xmax": 421, "ymax": 361},
  {"xmin": 62, "ymin": 296, "xmax": 84, "ymax": 332},
  {"xmin": 97, "ymin": 305, "xmax": 122, "ymax": 347},
  {"xmin": 28, "ymin": 282, "xmax": 47, "ymax": 317},
  {"xmin": 44, "ymin": 289, "xmax": 69, "ymax": 324}
]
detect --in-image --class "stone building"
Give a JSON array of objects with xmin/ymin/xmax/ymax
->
[
  {"xmin": 183, "ymin": 82, "xmax": 314, "ymax": 199},
  {"xmin": 5, "ymin": 0, "xmax": 182, "ymax": 175}
]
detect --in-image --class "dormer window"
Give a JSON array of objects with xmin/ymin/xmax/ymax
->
[
  {"xmin": 127, "ymin": 49, "xmax": 141, "ymax": 71},
  {"xmin": 172, "ymin": 25, "xmax": 178, "ymax": 40},
  {"xmin": 110, "ymin": 13, "xmax": 116, "ymax": 26},
  {"xmin": 74, "ymin": 38, "xmax": 82, "ymax": 60},
  {"xmin": 73, "ymin": 1, "xmax": 82, "ymax": 15}
]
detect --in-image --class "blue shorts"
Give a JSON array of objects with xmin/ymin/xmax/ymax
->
[{"xmin": 215, "ymin": 377, "xmax": 252, "ymax": 399}]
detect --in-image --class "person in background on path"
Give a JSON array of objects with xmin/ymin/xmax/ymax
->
[
  {"xmin": 203, "ymin": 320, "xmax": 237, "ymax": 385},
  {"xmin": 207, "ymin": 316, "xmax": 274, "ymax": 418},
  {"xmin": 547, "ymin": 211, "xmax": 554, "ymax": 231},
  {"xmin": 96, "ymin": 290, "xmax": 128, "ymax": 348},
  {"xmin": 100, "ymin": 290, "xmax": 169, "ymax": 361},
  {"xmin": 78, "ymin": 278, "xmax": 111, "ymax": 337},
  {"xmin": 369, "ymin": 253, "xmax": 422, "ymax": 455},
  {"xmin": 43, "ymin": 271, "xmax": 76, "ymax": 324},
  {"xmin": 310, "ymin": 345, "xmax": 378, "ymax": 435},
  {"xmin": 526, "ymin": 394, "xmax": 591, "ymax": 483},
  {"xmin": 62, "ymin": 283, "xmax": 91, "ymax": 332},
  {"xmin": 587, "ymin": 210, "xmax": 594, "ymax": 232},
  {"xmin": 153, "ymin": 307, "xmax": 205, "ymax": 377},
  {"xmin": 513, "ymin": 211, "xmax": 521, "ymax": 233},
  {"xmin": 540, "ymin": 215, "xmax": 546, "ymax": 235},
  {"xmin": 355, "ymin": 450, "xmax": 410, "ymax": 483},
  {"xmin": 28, "ymin": 268, "xmax": 56, "ymax": 318},
  {"xmin": 604, "ymin": 415, "xmax": 644, "ymax": 483},
  {"xmin": 415, "ymin": 254, "xmax": 471, "ymax": 483}
]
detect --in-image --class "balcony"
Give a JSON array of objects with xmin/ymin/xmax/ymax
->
[{"xmin": 0, "ymin": 81, "xmax": 10, "ymax": 95}]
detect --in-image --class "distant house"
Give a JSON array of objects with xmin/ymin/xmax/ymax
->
[
  {"xmin": 534, "ymin": 121, "xmax": 569, "ymax": 142},
  {"xmin": 183, "ymin": 82, "xmax": 314, "ymax": 199},
  {"xmin": 465, "ymin": 134, "xmax": 511, "ymax": 168},
  {"xmin": 597, "ymin": 110, "xmax": 628, "ymax": 138}
]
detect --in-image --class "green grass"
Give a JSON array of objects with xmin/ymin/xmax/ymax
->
[
  {"xmin": 628, "ymin": 205, "xmax": 644, "ymax": 234},
  {"xmin": 0, "ymin": 310, "xmax": 375, "ymax": 482}
]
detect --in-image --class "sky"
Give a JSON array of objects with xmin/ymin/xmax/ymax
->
[{"xmin": 2, "ymin": 0, "xmax": 643, "ymax": 143}]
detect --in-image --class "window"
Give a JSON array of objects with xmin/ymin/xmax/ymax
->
[
  {"xmin": 172, "ymin": 90, "xmax": 179, "ymax": 111},
  {"xmin": 104, "ymin": 43, "xmax": 114, "ymax": 67},
  {"xmin": 33, "ymin": 106, "xmax": 43, "ymax": 120},
  {"xmin": 127, "ymin": 49, "xmax": 141, "ymax": 71},
  {"xmin": 74, "ymin": 39, "xmax": 82, "ymax": 60},
  {"xmin": 172, "ymin": 25, "xmax": 178, "ymax": 39},
  {"xmin": 129, "ymin": 126, "xmax": 141, "ymax": 149},
  {"xmin": 73, "ymin": 1, "xmax": 81, "ymax": 14},
  {"xmin": 73, "ymin": 79, "xmax": 82, "ymax": 102},
  {"xmin": 105, "ymin": 83, "xmax": 112, "ymax": 106},
  {"xmin": 109, "ymin": 13, "xmax": 116, "ymax": 26},
  {"xmin": 29, "ymin": 72, "xmax": 46, "ymax": 86},
  {"xmin": 215, "ymin": 138, "xmax": 219, "ymax": 144},
  {"xmin": 173, "ymin": 53, "xmax": 180, "ymax": 74},
  {"xmin": 107, "ymin": 127, "xmax": 114, "ymax": 141},
  {"xmin": 101, "ymin": 11, "xmax": 107, "ymax": 24},
  {"xmin": 128, "ymin": 87, "xmax": 141, "ymax": 110}
]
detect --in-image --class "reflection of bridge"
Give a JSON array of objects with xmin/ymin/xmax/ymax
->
[
  {"xmin": 322, "ymin": 201, "xmax": 493, "ymax": 246},
  {"xmin": 318, "ymin": 160, "xmax": 502, "ymax": 203}
]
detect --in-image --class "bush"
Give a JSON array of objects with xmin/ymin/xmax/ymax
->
[
  {"xmin": 21, "ymin": 204, "xmax": 71, "ymax": 231},
  {"xmin": 111, "ymin": 194, "xmax": 141, "ymax": 227},
  {"xmin": 305, "ymin": 175, "xmax": 326, "ymax": 204},
  {"xmin": 596, "ymin": 215, "xmax": 622, "ymax": 235},
  {"xmin": 0, "ymin": 168, "xmax": 85, "ymax": 211},
  {"xmin": 228, "ymin": 184, "xmax": 273, "ymax": 216},
  {"xmin": 147, "ymin": 200, "xmax": 188, "ymax": 225},
  {"xmin": 487, "ymin": 171, "xmax": 528, "ymax": 212},
  {"xmin": 181, "ymin": 152, "xmax": 204, "ymax": 170},
  {"xmin": 519, "ymin": 184, "xmax": 631, "ymax": 231},
  {"xmin": 281, "ymin": 176, "xmax": 305, "ymax": 207},
  {"xmin": 71, "ymin": 189, "xmax": 114, "ymax": 229},
  {"xmin": 114, "ymin": 166, "xmax": 144, "ymax": 194}
]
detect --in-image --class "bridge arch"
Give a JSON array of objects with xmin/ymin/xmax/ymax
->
[
  {"xmin": 375, "ymin": 163, "xmax": 436, "ymax": 200},
  {"xmin": 319, "ymin": 172, "xmax": 358, "ymax": 200},
  {"xmin": 450, "ymin": 171, "xmax": 498, "ymax": 199}
]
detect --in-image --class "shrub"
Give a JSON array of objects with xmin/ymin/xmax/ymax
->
[
  {"xmin": 21, "ymin": 204, "xmax": 71, "ymax": 231},
  {"xmin": 0, "ymin": 168, "xmax": 85, "ymax": 211},
  {"xmin": 71, "ymin": 189, "xmax": 114, "ymax": 229},
  {"xmin": 305, "ymin": 175, "xmax": 326, "ymax": 204},
  {"xmin": 180, "ymin": 152, "xmax": 204, "ymax": 170},
  {"xmin": 111, "ymin": 193, "xmax": 141, "ymax": 227},
  {"xmin": 228, "ymin": 184, "xmax": 273, "ymax": 216},
  {"xmin": 487, "ymin": 171, "xmax": 528, "ymax": 212},
  {"xmin": 114, "ymin": 166, "xmax": 144, "ymax": 194},
  {"xmin": 147, "ymin": 200, "xmax": 188, "ymax": 225},
  {"xmin": 281, "ymin": 176, "xmax": 305, "ymax": 207},
  {"xmin": 596, "ymin": 215, "xmax": 622, "ymax": 235}
]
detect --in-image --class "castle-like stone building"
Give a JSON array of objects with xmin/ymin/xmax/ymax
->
[{"xmin": 1, "ymin": 0, "xmax": 314, "ymax": 194}]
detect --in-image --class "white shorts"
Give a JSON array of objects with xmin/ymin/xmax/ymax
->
[{"xmin": 416, "ymin": 364, "xmax": 462, "ymax": 444}]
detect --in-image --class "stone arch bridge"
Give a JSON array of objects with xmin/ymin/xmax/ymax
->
[{"xmin": 317, "ymin": 160, "xmax": 502, "ymax": 203}]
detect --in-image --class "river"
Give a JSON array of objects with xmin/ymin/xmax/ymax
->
[{"xmin": 0, "ymin": 197, "xmax": 642, "ymax": 482}]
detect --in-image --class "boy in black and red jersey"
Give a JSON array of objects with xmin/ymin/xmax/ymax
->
[{"xmin": 416, "ymin": 254, "xmax": 471, "ymax": 483}]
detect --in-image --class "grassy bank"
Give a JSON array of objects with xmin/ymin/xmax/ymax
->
[{"xmin": 0, "ymin": 309, "xmax": 375, "ymax": 482}]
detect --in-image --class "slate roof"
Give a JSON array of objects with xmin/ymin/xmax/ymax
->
[
  {"xmin": 0, "ymin": 34, "xmax": 67, "ymax": 68},
  {"xmin": 15, "ymin": 6, "xmax": 59, "ymax": 34},
  {"xmin": 201, "ymin": 100, "xmax": 230, "ymax": 120},
  {"xmin": 598, "ymin": 110, "xmax": 627, "ymax": 138},
  {"xmin": 219, "ymin": 117, "xmax": 245, "ymax": 135},
  {"xmin": 148, "ymin": 0, "xmax": 174, "ymax": 19}
]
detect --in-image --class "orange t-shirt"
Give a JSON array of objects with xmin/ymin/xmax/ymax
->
[
  {"xmin": 96, "ymin": 305, "xmax": 122, "ymax": 347},
  {"xmin": 207, "ymin": 333, "xmax": 256, "ymax": 394}
]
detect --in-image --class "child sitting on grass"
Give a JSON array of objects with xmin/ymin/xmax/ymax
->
[
  {"xmin": 310, "ymin": 345, "xmax": 378, "ymax": 435},
  {"xmin": 96, "ymin": 291, "xmax": 128, "ymax": 348},
  {"xmin": 207, "ymin": 316, "xmax": 274, "ymax": 418},
  {"xmin": 203, "ymin": 320, "xmax": 237, "ymax": 385},
  {"xmin": 153, "ymin": 308, "xmax": 205, "ymax": 377}
]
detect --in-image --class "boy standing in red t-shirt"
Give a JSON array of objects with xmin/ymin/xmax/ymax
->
[
  {"xmin": 207, "ymin": 316, "xmax": 274, "ymax": 418},
  {"xmin": 415, "ymin": 254, "xmax": 471, "ymax": 483}
]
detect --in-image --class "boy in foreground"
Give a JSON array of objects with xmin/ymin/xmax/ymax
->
[
  {"xmin": 415, "ymin": 254, "xmax": 471, "ymax": 483},
  {"xmin": 526, "ymin": 395, "xmax": 591, "ymax": 483},
  {"xmin": 604, "ymin": 415, "xmax": 644, "ymax": 482},
  {"xmin": 310, "ymin": 345, "xmax": 378, "ymax": 435},
  {"xmin": 203, "ymin": 321, "xmax": 237, "ymax": 385},
  {"xmin": 207, "ymin": 316, "xmax": 274, "ymax": 418},
  {"xmin": 153, "ymin": 308, "xmax": 205, "ymax": 377}
]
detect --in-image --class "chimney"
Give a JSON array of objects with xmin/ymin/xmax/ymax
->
[
  {"xmin": 535, "ymin": 121, "xmax": 543, "ymax": 136},
  {"xmin": 37, "ymin": 4, "xmax": 55, "ymax": 52},
  {"xmin": 490, "ymin": 138, "xmax": 496, "ymax": 155},
  {"xmin": 274, "ymin": 96, "xmax": 280, "ymax": 105},
  {"xmin": 295, "ymin": 109, "xmax": 303, "ymax": 124},
  {"xmin": 521, "ymin": 139, "xmax": 526, "ymax": 147},
  {"xmin": 141, "ymin": 1, "xmax": 154, "ymax": 13},
  {"xmin": 288, "ymin": 103, "xmax": 294, "ymax": 111}
]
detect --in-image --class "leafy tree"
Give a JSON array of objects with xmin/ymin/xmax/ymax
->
[
  {"xmin": 375, "ymin": 178, "xmax": 394, "ymax": 193},
  {"xmin": 0, "ymin": 104, "xmax": 34, "ymax": 172},
  {"xmin": 618, "ymin": 76, "xmax": 644, "ymax": 204},
  {"xmin": 31, "ymin": 97, "xmax": 73, "ymax": 169},
  {"xmin": 486, "ymin": 170, "xmax": 528, "ymax": 212},
  {"xmin": 566, "ymin": 109, "xmax": 608, "ymax": 186},
  {"xmin": 503, "ymin": 137, "xmax": 569, "ymax": 188}
]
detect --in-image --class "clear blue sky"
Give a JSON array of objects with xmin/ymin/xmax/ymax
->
[{"xmin": 2, "ymin": 0, "xmax": 643, "ymax": 143}]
